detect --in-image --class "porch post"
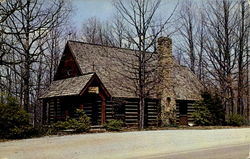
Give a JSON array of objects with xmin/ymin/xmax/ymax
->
[
  {"xmin": 42, "ymin": 99, "xmax": 47, "ymax": 124},
  {"xmin": 79, "ymin": 104, "xmax": 84, "ymax": 110},
  {"xmin": 100, "ymin": 93, "xmax": 106, "ymax": 125}
]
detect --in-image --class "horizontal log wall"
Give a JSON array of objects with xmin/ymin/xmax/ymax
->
[
  {"xmin": 45, "ymin": 97, "xmax": 160, "ymax": 127},
  {"xmin": 47, "ymin": 98, "xmax": 64, "ymax": 124},
  {"xmin": 106, "ymin": 100, "xmax": 114, "ymax": 121},
  {"xmin": 48, "ymin": 99, "xmax": 54, "ymax": 123},
  {"xmin": 82, "ymin": 99, "xmax": 113, "ymax": 124},
  {"xmin": 124, "ymin": 99, "xmax": 139, "ymax": 127},
  {"xmin": 112, "ymin": 98, "xmax": 160, "ymax": 127},
  {"xmin": 145, "ymin": 99, "xmax": 160, "ymax": 126},
  {"xmin": 82, "ymin": 101, "xmax": 93, "ymax": 119}
]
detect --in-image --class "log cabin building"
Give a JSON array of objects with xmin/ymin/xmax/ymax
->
[{"xmin": 40, "ymin": 37, "xmax": 202, "ymax": 127}]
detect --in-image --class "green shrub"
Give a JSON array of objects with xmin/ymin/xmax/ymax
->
[
  {"xmin": 0, "ymin": 96, "xmax": 33, "ymax": 139},
  {"xmin": 192, "ymin": 92, "xmax": 225, "ymax": 126},
  {"xmin": 192, "ymin": 102, "xmax": 213, "ymax": 126},
  {"xmin": 104, "ymin": 120, "xmax": 124, "ymax": 131},
  {"xmin": 226, "ymin": 114, "xmax": 246, "ymax": 126},
  {"xmin": 76, "ymin": 109, "xmax": 91, "ymax": 132},
  {"xmin": 53, "ymin": 109, "xmax": 91, "ymax": 133},
  {"xmin": 52, "ymin": 121, "xmax": 70, "ymax": 130},
  {"xmin": 29, "ymin": 126, "xmax": 56, "ymax": 136}
]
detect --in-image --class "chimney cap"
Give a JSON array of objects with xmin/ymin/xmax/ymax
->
[{"xmin": 158, "ymin": 37, "xmax": 172, "ymax": 46}]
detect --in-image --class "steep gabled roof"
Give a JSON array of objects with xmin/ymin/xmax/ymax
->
[
  {"xmin": 66, "ymin": 41, "xmax": 202, "ymax": 100},
  {"xmin": 40, "ymin": 73, "xmax": 110, "ymax": 99},
  {"xmin": 45, "ymin": 41, "xmax": 202, "ymax": 100},
  {"xmin": 172, "ymin": 65, "xmax": 202, "ymax": 100},
  {"xmin": 67, "ymin": 41, "xmax": 141, "ymax": 98}
]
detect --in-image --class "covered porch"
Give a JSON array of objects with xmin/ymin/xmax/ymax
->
[{"xmin": 41, "ymin": 73, "xmax": 110, "ymax": 125}]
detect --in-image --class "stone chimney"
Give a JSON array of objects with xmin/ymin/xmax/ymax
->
[
  {"xmin": 157, "ymin": 37, "xmax": 176, "ymax": 125},
  {"xmin": 158, "ymin": 37, "xmax": 172, "ymax": 57}
]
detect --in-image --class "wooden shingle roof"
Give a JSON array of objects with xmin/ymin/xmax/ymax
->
[
  {"xmin": 172, "ymin": 65, "xmax": 202, "ymax": 100},
  {"xmin": 40, "ymin": 73, "xmax": 110, "ymax": 98},
  {"xmin": 66, "ymin": 41, "xmax": 202, "ymax": 100},
  {"xmin": 42, "ymin": 41, "xmax": 202, "ymax": 100},
  {"xmin": 67, "ymin": 41, "xmax": 140, "ymax": 98}
]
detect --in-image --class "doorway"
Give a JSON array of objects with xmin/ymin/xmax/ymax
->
[
  {"xmin": 82, "ymin": 94, "xmax": 101, "ymax": 125},
  {"xmin": 178, "ymin": 100, "xmax": 188, "ymax": 125}
]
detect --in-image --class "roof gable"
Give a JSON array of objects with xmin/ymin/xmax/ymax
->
[
  {"xmin": 54, "ymin": 44, "xmax": 82, "ymax": 81},
  {"xmin": 65, "ymin": 41, "xmax": 202, "ymax": 100},
  {"xmin": 40, "ymin": 73, "xmax": 110, "ymax": 99},
  {"xmin": 67, "ymin": 41, "xmax": 140, "ymax": 98}
]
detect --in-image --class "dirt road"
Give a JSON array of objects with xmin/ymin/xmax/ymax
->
[
  {"xmin": 141, "ymin": 143, "xmax": 250, "ymax": 159},
  {"xmin": 0, "ymin": 128, "xmax": 250, "ymax": 159}
]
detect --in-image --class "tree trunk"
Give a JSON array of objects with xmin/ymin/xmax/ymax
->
[{"xmin": 23, "ymin": 0, "xmax": 31, "ymax": 112}]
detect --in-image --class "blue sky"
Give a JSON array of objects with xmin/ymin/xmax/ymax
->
[
  {"xmin": 71, "ymin": 0, "xmax": 116, "ymax": 29},
  {"xmin": 70, "ymin": 0, "xmax": 185, "ymax": 30}
]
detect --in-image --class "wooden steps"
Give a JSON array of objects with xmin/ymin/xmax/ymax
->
[{"xmin": 89, "ymin": 125, "xmax": 106, "ymax": 133}]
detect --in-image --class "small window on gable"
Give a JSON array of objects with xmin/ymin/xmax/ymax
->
[{"xmin": 66, "ymin": 69, "xmax": 72, "ymax": 76}]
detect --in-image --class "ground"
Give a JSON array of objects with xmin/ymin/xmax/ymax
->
[
  {"xmin": 0, "ymin": 128, "xmax": 250, "ymax": 159},
  {"xmin": 146, "ymin": 144, "xmax": 250, "ymax": 159}
]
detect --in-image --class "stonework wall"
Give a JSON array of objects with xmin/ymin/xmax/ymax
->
[{"xmin": 157, "ymin": 37, "xmax": 176, "ymax": 125}]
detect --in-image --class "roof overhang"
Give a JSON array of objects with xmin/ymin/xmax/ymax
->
[{"xmin": 40, "ymin": 73, "xmax": 110, "ymax": 99}]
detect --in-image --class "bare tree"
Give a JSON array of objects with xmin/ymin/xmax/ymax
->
[
  {"xmin": 112, "ymin": 16, "xmax": 126, "ymax": 47},
  {"xmin": 114, "ymin": 0, "xmax": 177, "ymax": 129},
  {"xmin": 2, "ymin": 0, "xmax": 70, "ymax": 113},
  {"xmin": 195, "ymin": 10, "xmax": 206, "ymax": 82},
  {"xmin": 0, "ymin": 1, "xmax": 24, "ymax": 67},
  {"xmin": 183, "ymin": 0, "xmax": 250, "ymax": 118},
  {"xmin": 203, "ymin": 0, "xmax": 239, "ymax": 114},
  {"xmin": 80, "ymin": 17, "xmax": 103, "ymax": 44},
  {"xmin": 0, "ymin": 0, "xmax": 24, "ymax": 103},
  {"xmin": 235, "ymin": 0, "xmax": 250, "ymax": 116},
  {"xmin": 177, "ymin": 0, "xmax": 197, "ymax": 73},
  {"xmin": 80, "ymin": 17, "xmax": 124, "ymax": 47}
]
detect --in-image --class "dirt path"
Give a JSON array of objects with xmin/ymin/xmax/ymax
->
[{"xmin": 0, "ymin": 128, "xmax": 250, "ymax": 159}]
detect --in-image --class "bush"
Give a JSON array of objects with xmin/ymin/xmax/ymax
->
[
  {"xmin": 192, "ymin": 102, "xmax": 213, "ymax": 126},
  {"xmin": 192, "ymin": 92, "xmax": 225, "ymax": 126},
  {"xmin": 29, "ymin": 126, "xmax": 56, "ymax": 136},
  {"xmin": 104, "ymin": 120, "xmax": 124, "ymax": 131},
  {"xmin": 53, "ymin": 109, "xmax": 91, "ymax": 133},
  {"xmin": 76, "ymin": 109, "xmax": 91, "ymax": 132},
  {"xmin": 0, "ymin": 96, "xmax": 34, "ymax": 139},
  {"xmin": 226, "ymin": 114, "xmax": 246, "ymax": 126}
]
